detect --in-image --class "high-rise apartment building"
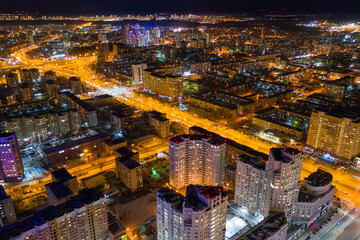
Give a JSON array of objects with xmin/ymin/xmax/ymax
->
[
  {"xmin": 169, "ymin": 134, "xmax": 226, "ymax": 189},
  {"xmin": 27, "ymin": 31, "xmax": 34, "ymax": 45},
  {"xmin": 19, "ymin": 83, "xmax": 33, "ymax": 102},
  {"xmin": 267, "ymin": 148, "xmax": 303, "ymax": 224},
  {"xmin": 149, "ymin": 110, "xmax": 170, "ymax": 138},
  {"xmin": 44, "ymin": 71, "xmax": 56, "ymax": 81},
  {"xmin": 0, "ymin": 132, "xmax": 24, "ymax": 182},
  {"xmin": 20, "ymin": 68, "xmax": 39, "ymax": 85},
  {"xmin": 132, "ymin": 63, "xmax": 147, "ymax": 84},
  {"xmin": 3, "ymin": 109, "xmax": 81, "ymax": 143},
  {"xmin": 234, "ymin": 155, "xmax": 270, "ymax": 219},
  {"xmin": 5, "ymin": 72, "xmax": 18, "ymax": 88},
  {"xmin": 97, "ymin": 43, "xmax": 109, "ymax": 63},
  {"xmin": 306, "ymin": 110, "xmax": 360, "ymax": 162},
  {"xmin": 0, "ymin": 185, "xmax": 17, "ymax": 226},
  {"xmin": 45, "ymin": 80, "xmax": 57, "ymax": 98},
  {"xmin": 121, "ymin": 24, "xmax": 131, "ymax": 44},
  {"xmin": 69, "ymin": 76, "xmax": 82, "ymax": 95},
  {"xmin": 0, "ymin": 188, "xmax": 109, "ymax": 240},
  {"xmin": 113, "ymin": 44, "xmax": 118, "ymax": 58},
  {"xmin": 157, "ymin": 185, "xmax": 228, "ymax": 240}
]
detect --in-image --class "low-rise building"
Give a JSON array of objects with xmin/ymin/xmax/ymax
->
[
  {"xmin": 189, "ymin": 91, "xmax": 255, "ymax": 118},
  {"xmin": 149, "ymin": 110, "xmax": 170, "ymax": 138},
  {"xmin": 252, "ymin": 107, "xmax": 310, "ymax": 142},
  {"xmin": 116, "ymin": 157, "xmax": 143, "ymax": 191},
  {"xmin": 114, "ymin": 146, "xmax": 139, "ymax": 162},
  {"xmin": 293, "ymin": 169, "xmax": 335, "ymax": 225},
  {"xmin": 238, "ymin": 212, "xmax": 288, "ymax": 240},
  {"xmin": 105, "ymin": 138, "xmax": 127, "ymax": 156},
  {"xmin": 45, "ymin": 168, "xmax": 79, "ymax": 206},
  {"xmin": 42, "ymin": 131, "xmax": 110, "ymax": 166}
]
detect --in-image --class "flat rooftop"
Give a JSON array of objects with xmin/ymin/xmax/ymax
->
[
  {"xmin": 192, "ymin": 91, "xmax": 254, "ymax": 109},
  {"xmin": 115, "ymin": 147, "xmax": 136, "ymax": 157},
  {"xmin": 270, "ymin": 147, "xmax": 301, "ymax": 163},
  {"xmin": 170, "ymin": 134, "xmax": 226, "ymax": 146},
  {"xmin": 42, "ymin": 131, "xmax": 109, "ymax": 154},
  {"xmin": 238, "ymin": 155, "xmax": 266, "ymax": 171},
  {"xmin": 239, "ymin": 212, "xmax": 287, "ymax": 240},
  {"xmin": 51, "ymin": 167, "xmax": 73, "ymax": 182},
  {"xmin": 46, "ymin": 181, "xmax": 73, "ymax": 200},
  {"xmin": 189, "ymin": 126, "xmax": 268, "ymax": 159},
  {"xmin": 157, "ymin": 187, "xmax": 184, "ymax": 213},
  {"xmin": 60, "ymin": 91, "xmax": 95, "ymax": 112},
  {"xmin": 304, "ymin": 169, "xmax": 333, "ymax": 187},
  {"xmin": 117, "ymin": 157, "xmax": 140, "ymax": 170}
]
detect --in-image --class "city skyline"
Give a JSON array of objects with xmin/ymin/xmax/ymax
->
[
  {"xmin": 0, "ymin": 7, "xmax": 360, "ymax": 240},
  {"xmin": 1, "ymin": 0, "xmax": 360, "ymax": 15}
]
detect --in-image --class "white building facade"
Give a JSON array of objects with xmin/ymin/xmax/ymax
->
[
  {"xmin": 169, "ymin": 134, "xmax": 226, "ymax": 189},
  {"xmin": 267, "ymin": 148, "xmax": 304, "ymax": 224},
  {"xmin": 293, "ymin": 169, "xmax": 335, "ymax": 225},
  {"xmin": 157, "ymin": 185, "xmax": 228, "ymax": 240},
  {"xmin": 234, "ymin": 155, "xmax": 270, "ymax": 219}
]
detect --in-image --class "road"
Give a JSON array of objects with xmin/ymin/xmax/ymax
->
[
  {"xmin": 336, "ymin": 213, "xmax": 360, "ymax": 240},
  {"xmin": 317, "ymin": 208, "xmax": 360, "ymax": 240},
  {"xmin": 4, "ymin": 29, "xmax": 360, "ymax": 220}
]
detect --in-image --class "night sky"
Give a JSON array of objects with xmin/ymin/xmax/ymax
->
[{"xmin": 1, "ymin": 0, "xmax": 360, "ymax": 14}]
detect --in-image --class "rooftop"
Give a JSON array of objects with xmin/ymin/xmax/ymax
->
[
  {"xmin": 95, "ymin": 94, "xmax": 113, "ymax": 99},
  {"xmin": 105, "ymin": 138, "xmax": 126, "ymax": 146},
  {"xmin": 149, "ymin": 110, "xmax": 168, "ymax": 122},
  {"xmin": 115, "ymin": 147, "xmax": 136, "ymax": 157},
  {"xmin": 169, "ymin": 134, "xmax": 226, "ymax": 146},
  {"xmin": 157, "ymin": 187, "xmax": 184, "ymax": 213},
  {"xmin": 0, "ymin": 132, "xmax": 16, "ymax": 140},
  {"xmin": 185, "ymin": 185, "xmax": 227, "ymax": 211},
  {"xmin": 117, "ymin": 157, "xmax": 140, "ymax": 170},
  {"xmin": 46, "ymin": 181, "xmax": 73, "ymax": 200},
  {"xmin": 198, "ymin": 186, "xmax": 223, "ymax": 199},
  {"xmin": 108, "ymin": 212, "xmax": 125, "ymax": 236},
  {"xmin": 51, "ymin": 167, "xmax": 73, "ymax": 182},
  {"xmin": 304, "ymin": 169, "xmax": 333, "ymax": 187},
  {"xmin": 189, "ymin": 126, "xmax": 268, "ymax": 159},
  {"xmin": 238, "ymin": 155, "xmax": 266, "ymax": 171},
  {"xmin": 0, "ymin": 188, "xmax": 102, "ymax": 240},
  {"xmin": 270, "ymin": 147, "xmax": 301, "ymax": 163},
  {"xmin": 60, "ymin": 91, "xmax": 95, "ymax": 112},
  {"xmin": 298, "ymin": 185, "xmax": 335, "ymax": 203},
  {"xmin": 42, "ymin": 132, "xmax": 110, "ymax": 154},
  {"xmin": 191, "ymin": 91, "xmax": 254, "ymax": 109},
  {"xmin": 238, "ymin": 212, "xmax": 287, "ymax": 240}
]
